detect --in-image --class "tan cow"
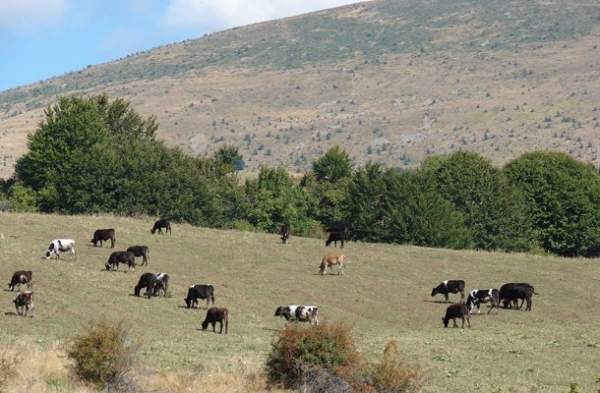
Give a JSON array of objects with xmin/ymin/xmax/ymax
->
[{"xmin": 320, "ymin": 253, "xmax": 345, "ymax": 275}]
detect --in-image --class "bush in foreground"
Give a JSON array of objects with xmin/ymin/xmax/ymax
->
[
  {"xmin": 67, "ymin": 320, "xmax": 137, "ymax": 390},
  {"xmin": 266, "ymin": 323, "xmax": 422, "ymax": 392}
]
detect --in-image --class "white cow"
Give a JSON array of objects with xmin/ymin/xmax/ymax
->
[{"xmin": 44, "ymin": 239, "xmax": 76, "ymax": 260}]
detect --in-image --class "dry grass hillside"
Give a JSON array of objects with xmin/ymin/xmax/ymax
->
[
  {"xmin": 0, "ymin": 213, "xmax": 599, "ymax": 392},
  {"xmin": 1, "ymin": 0, "xmax": 600, "ymax": 178}
]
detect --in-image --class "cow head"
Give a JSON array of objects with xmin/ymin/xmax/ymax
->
[
  {"xmin": 45, "ymin": 245, "xmax": 56, "ymax": 259},
  {"xmin": 431, "ymin": 286, "xmax": 440, "ymax": 297},
  {"xmin": 274, "ymin": 306, "xmax": 283, "ymax": 316}
]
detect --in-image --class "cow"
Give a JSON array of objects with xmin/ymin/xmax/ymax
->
[
  {"xmin": 466, "ymin": 289, "xmax": 500, "ymax": 314},
  {"xmin": 151, "ymin": 219, "xmax": 171, "ymax": 235},
  {"xmin": 274, "ymin": 305, "xmax": 319, "ymax": 325},
  {"xmin": 8, "ymin": 271, "xmax": 32, "ymax": 291},
  {"xmin": 14, "ymin": 291, "xmax": 34, "ymax": 317},
  {"xmin": 280, "ymin": 224, "xmax": 290, "ymax": 244},
  {"xmin": 185, "ymin": 284, "xmax": 215, "ymax": 308},
  {"xmin": 201, "ymin": 307, "xmax": 228, "ymax": 334},
  {"xmin": 91, "ymin": 229, "xmax": 116, "ymax": 248},
  {"xmin": 134, "ymin": 272, "xmax": 169, "ymax": 297},
  {"xmin": 442, "ymin": 303, "xmax": 470, "ymax": 328},
  {"xmin": 499, "ymin": 283, "xmax": 536, "ymax": 311},
  {"xmin": 105, "ymin": 251, "xmax": 136, "ymax": 272},
  {"xmin": 431, "ymin": 280, "xmax": 465, "ymax": 302},
  {"xmin": 44, "ymin": 239, "xmax": 76, "ymax": 260},
  {"xmin": 126, "ymin": 246, "xmax": 149, "ymax": 266},
  {"xmin": 319, "ymin": 253, "xmax": 345, "ymax": 275},
  {"xmin": 325, "ymin": 231, "xmax": 347, "ymax": 248}
]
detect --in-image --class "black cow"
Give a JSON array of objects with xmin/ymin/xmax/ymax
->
[
  {"xmin": 431, "ymin": 280, "xmax": 465, "ymax": 302},
  {"xmin": 442, "ymin": 303, "xmax": 470, "ymax": 328},
  {"xmin": 466, "ymin": 289, "xmax": 500, "ymax": 314},
  {"xmin": 499, "ymin": 283, "xmax": 536, "ymax": 311},
  {"xmin": 151, "ymin": 219, "xmax": 171, "ymax": 235},
  {"xmin": 126, "ymin": 245, "xmax": 149, "ymax": 266},
  {"xmin": 14, "ymin": 291, "xmax": 34, "ymax": 317},
  {"xmin": 325, "ymin": 225, "xmax": 349, "ymax": 248},
  {"xmin": 134, "ymin": 272, "xmax": 169, "ymax": 297},
  {"xmin": 280, "ymin": 224, "xmax": 290, "ymax": 244},
  {"xmin": 105, "ymin": 251, "xmax": 136, "ymax": 271},
  {"xmin": 185, "ymin": 284, "xmax": 215, "ymax": 308},
  {"xmin": 201, "ymin": 307, "xmax": 229, "ymax": 334},
  {"xmin": 8, "ymin": 270, "xmax": 32, "ymax": 291},
  {"xmin": 91, "ymin": 229, "xmax": 116, "ymax": 248}
]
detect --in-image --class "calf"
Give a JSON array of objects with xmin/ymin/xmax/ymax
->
[
  {"xmin": 466, "ymin": 289, "xmax": 500, "ymax": 314},
  {"xmin": 134, "ymin": 273, "xmax": 168, "ymax": 297},
  {"xmin": 201, "ymin": 307, "xmax": 228, "ymax": 334},
  {"xmin": 442, "ymin": 303, "xmax": 470, "ymax": 328},
  {"xmin": 151, "ymin": 219, "xmax": 171, "ymax": 235},
  {"xmin": 295, "ymin": 306, "xmax": 319, "ymax": 325},
  {"xmin": 14, "ymin": 291, "xmax": 34, "ymax": 317},
  {"xmin": 320, "ymin": 253, "xmax": 345, "ymax": 275},
  {"xmin": 44, "ymin": 239, "xmax": 76, "ymax": 260},
  {"xmin": 105, "ymin": 251, "xmax": 136, "ymax": 272},
  {"xmin": 91, "ymin": 229, "xmax": 116, "ymax": 248},
  {"xmin": 185, "ymin": 284, "xmax": 215, "ymax": 308},
  {"xmin": 431, "ymin": 280, "xmax": 465, "ymax": 302},
  {"xmin": 126, "ymin": 245, "xmax": 149, "ymax": 266},
  {"xmin": 280, "ymin": 224, "xmax": 290, "ymax": 244},
  {"xmin": 499, "ymin": 283, "xmax": 535, "ymax": 311},
  {"xmin": 8, "ymin": 270, "xmax": 32, "ymax": 291}
]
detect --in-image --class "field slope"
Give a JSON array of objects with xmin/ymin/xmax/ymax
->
[
  {"xmin": 0, "ymin": 213, "xmax": 599, "ymax": 392},
  {"xmin": 1, "ymin": 0, "xmax": 600, "ymax": 177}
]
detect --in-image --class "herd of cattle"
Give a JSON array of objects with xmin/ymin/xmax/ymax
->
[{"xmin": 5, "ymin": 221, "xmax": 537, "ymax": 331}]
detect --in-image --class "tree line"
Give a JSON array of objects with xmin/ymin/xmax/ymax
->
[{"xmin": 2, "ymin": 94, "xmax": 600, "ymax": 257}]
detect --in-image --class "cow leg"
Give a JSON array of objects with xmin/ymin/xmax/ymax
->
[
  {"xmin": 444, "ymin": 293, "xmax": 449, "ymax": 303},
  {"xmin": 212, "ymin": 321, "xmax": 216, "ymax": 332},
  {"xmin": 466, "ymin": 316, "xmax": 471, "ymax": 328},
  {"xmin": 461, "ymin": 317, "xmax": 465, "ymax": 328},
  {"xmin": 341, "ymin": 239, "xmax": 344, "ymax": 248},
  {"xmin": 452, "ymin": 318, "xmax": 457, "ymax": 328},
  {"xmin": 219, "ymin": 321, "xmax": 223, "ymax": 334}
]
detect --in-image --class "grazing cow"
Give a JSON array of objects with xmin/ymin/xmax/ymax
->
[
  {"xmin": 8, "ymin": 270, "xmax": 32, "ymax": 291},
  {"xmin": 442, "ymin": 303, "xmax": 470, "ymax": 328},
  {"xmin": 325, "ymin": 228, "xmax": 349, "ymax": 248},
  {"xmin": 499, "ymin": 283, "xmax": 536, "ymax": 311},
  {"xmin": 466, "ymin": 289, "xmax": 500, "ymax": 314},
  {"xmin": 14, "ymin": 291, "xmax": 34, "ymax": 317},
  {"xmin": 134, "ymin": 272, "xmax": 169, "ymax": 297},
  {"xmin": 201, "ymin": 307, "xmax": 228, "ymax": 334},
  {"xmin": 431, "ymin": 280, "xmax": 465, "ymax": 302},
  {"xmin": 295, "ymin": 306, "xmax": 319, "ymax": 325},
  {"xmin": 44, "ymin": 239, "xmax": 76, "ymax": 260},
  {"xmin": 91, "ymin": 229, "xmax": 116, "ymax": 248},
  {"xmin": 319, "ymin": 253, "xmax": 345, "ymax": 275},
  {"xmin": 126, "ymin": 246, "xmax": 149, "ymax": 266},
  {"xmin": 151, "ymin": 219, "xmax": 171, "ymax": 235},
  {"xmin": 105, "ymin": 251, "xmax": 136, "ymax": 272},
  {"xmin": 280, "ymin": 224, "xmax": 290, "ymax": 244},
  {"xmin": 275, "ymin": 305, "xmax": 319, "ymax": 325},
  {"xmin": 185, "ymin": 284, "xmax": 215, "ymax": 308}
]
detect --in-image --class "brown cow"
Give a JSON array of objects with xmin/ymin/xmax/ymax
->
[
  {"xmin": 14, "ymin": 291, "xmax": 34, "ymax": 317},
  {"xmin": 8, "ymin": 270, "xmax": 32, "ymax": 291},
  {"xmin": 201, "ymin": 307, "xmax": 228, "ymax": 334},
  {"xmin": 319, "ymin": 253, "xmax": 345, "ymax": 275}
]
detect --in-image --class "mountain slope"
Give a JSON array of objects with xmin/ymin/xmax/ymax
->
[{"xmin": 1, "ymin": 0, "xmax": 600, "ymax": 177}]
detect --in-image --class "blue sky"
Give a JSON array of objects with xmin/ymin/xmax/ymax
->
[{"xmin": 0, "ymin": 0, "xmax": 362, "ymax": 92}]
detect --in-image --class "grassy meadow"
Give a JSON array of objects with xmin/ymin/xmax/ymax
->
[{"xmin": 0, "ymin": 213, "xmax": 599, "ymax": 392}]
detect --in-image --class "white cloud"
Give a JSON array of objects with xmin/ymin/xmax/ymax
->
[
  {"xmin": 166, "ymin": 0, "xmax": 363, "ymax": 30},
  {"xmin": 0, "ymin": 0, "xmax": 66, "ymax": 33}
]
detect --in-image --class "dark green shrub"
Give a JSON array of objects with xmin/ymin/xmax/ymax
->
[{"xmin": 67, "ymin": 320, "xmax": 137, "ymax": 389}]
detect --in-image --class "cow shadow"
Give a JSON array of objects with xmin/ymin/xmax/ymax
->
[
  {"xmin": 423, "ymin": 299, "xmax": 452, "ymax": 304},
  {"xmin": 4, "ymin": 312, "xmax": 17, "ymax": 316}
]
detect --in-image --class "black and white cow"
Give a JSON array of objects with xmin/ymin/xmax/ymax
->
[
  {"xmin": 431, "ymin": 280, "xmax": 465, "ymax": 302},
  {"xmin": 466, "ymin": 289, "xmax": 500, "ymax": 314},
  {"xmin": 151, "ymin": 219, "xmax": 171, "ymax": 235},
  {"xmin": 134, "ymin": 272, "xmax": 169, "ymax": 297},
  {"xmin": 442, "ymin": 303, "xmax": 470, "ymax": 328},
  {"xmin": 499, "ymin": 283, "xmax": 536, "ymax": 311},
  {"xmin": 105, "ymin": 251, "xmax": 136, "ymax": 272},
  {"xmin": 8, "ymin": 270, "xmax": 32, "ymax": 291},
  {"xmin": 184, "ymin": 284, "xmax": 215, "ymax": 308},
  {"xmin": 201, "ymin": 307, "xmax": 228, "ymax": 334},
  {"xmin": 126, "ymin": 246, "xmax": 149, "ymax": 266},
  {"xmin": 91, "ymin": 229, "xmax": 116, "ymax": 248},
  {"xmin": 44, "ymin": 239, "xmax": 76, "ymax": 260},
  {"xmin": 14, "ymin": 291, "xmax": 34, "ymax": 317},
  {"xmin": 275, "ymin": 305, "xmax": 319, "ymax": 325}
]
